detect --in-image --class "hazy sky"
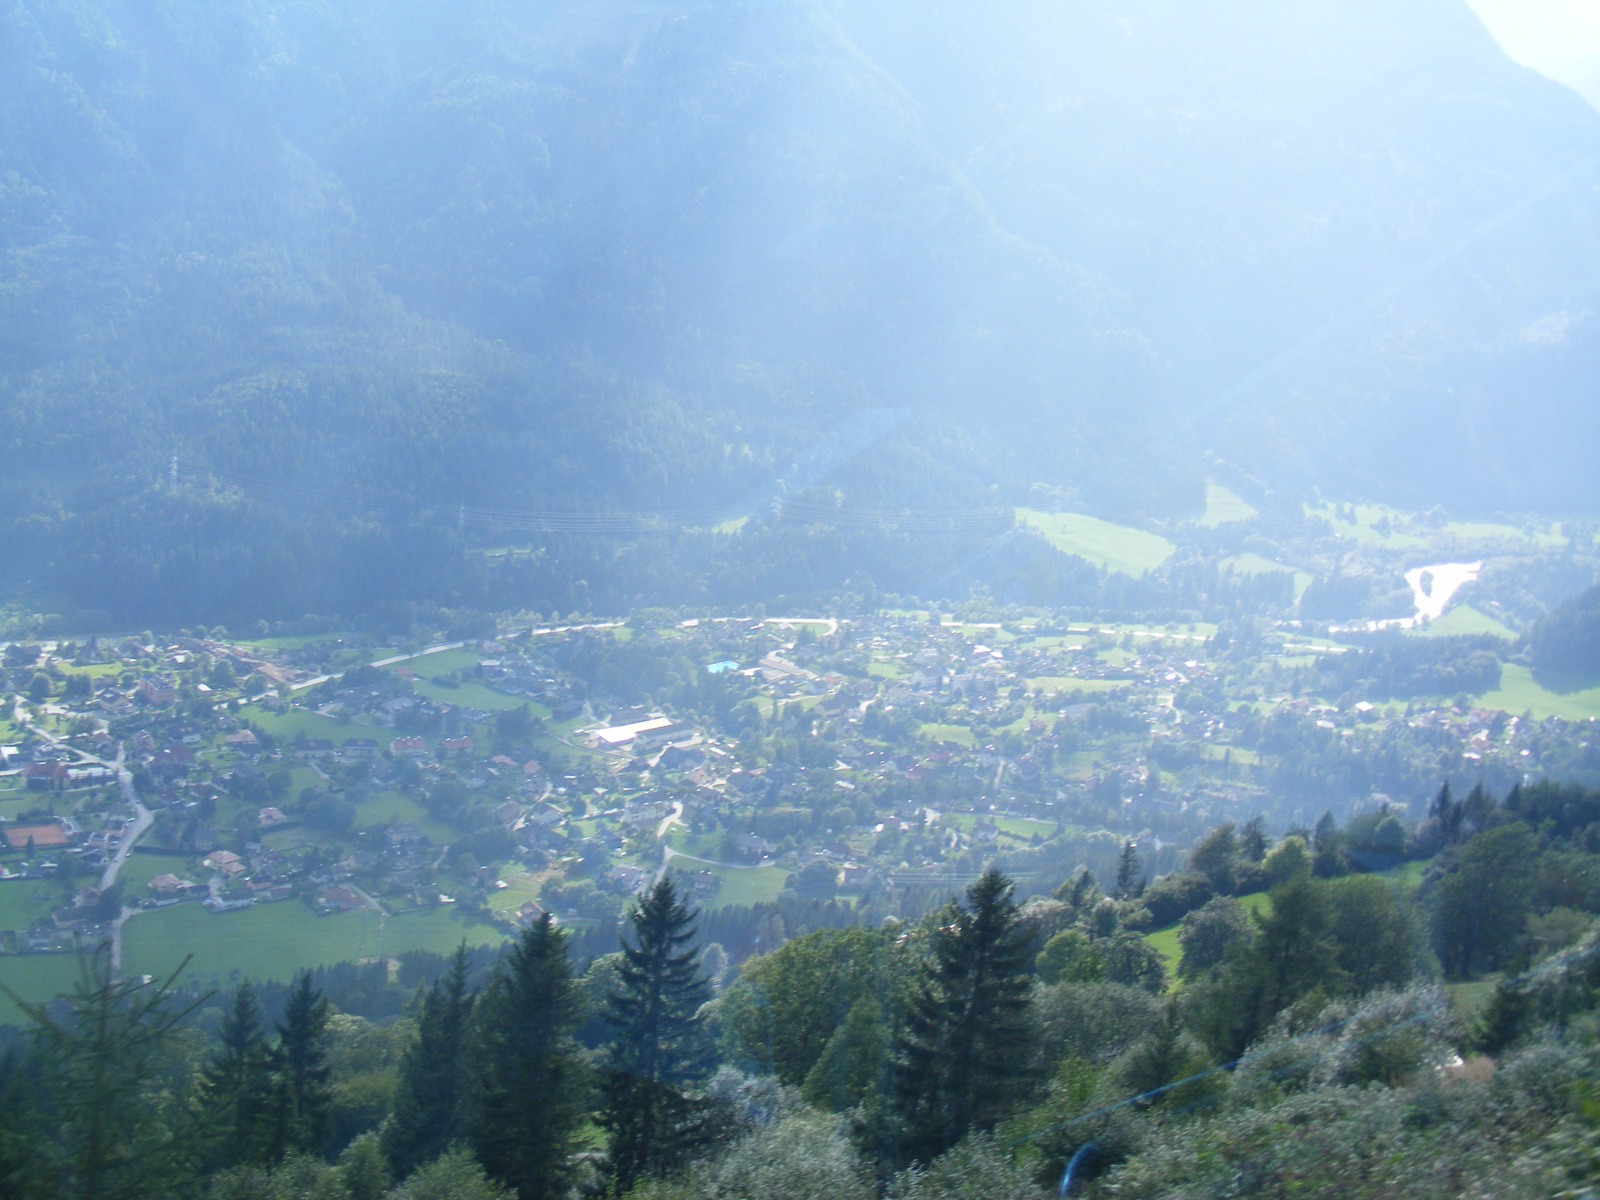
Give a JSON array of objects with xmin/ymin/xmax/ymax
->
[{"xmin": 1466, "ymin": 0, "xmax": 1600, "ymax": 73}]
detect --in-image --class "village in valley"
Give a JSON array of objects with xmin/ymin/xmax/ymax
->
[{"xmin": 2, "ymin": 502, "xmax": 1598, "ymax": 1008}]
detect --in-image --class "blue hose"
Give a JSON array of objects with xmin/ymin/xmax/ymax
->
[{"xmin": 1059, "ymin": 1139, "xmax": 1100, "ymax": 1197}]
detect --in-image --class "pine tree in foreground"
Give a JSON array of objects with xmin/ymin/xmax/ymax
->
[
  {"xmin": 890, "ymin": 868, "xmax": 1037, "ymax": 1168},
  {"xmin": 198, "ymin": 981, "xmax": 271, "ymax": 1170},
  {"xmin": 265, "ymin": 971, "xmax": 333, "ymax": 1163},
  {"xmin": 385, "ymin": 944, "xmax": 478, "ymax": 1180},
  {"xmin": 601, "ymin": 877, "xmax": 717, "ymax": 1192},
  {"xmin": 1, "ymin": 946, "xmax": 206, "ymax": 1200},
  {"xmin": 467, "ymin": 917, "xmax": 587, "ymax": 1200}
]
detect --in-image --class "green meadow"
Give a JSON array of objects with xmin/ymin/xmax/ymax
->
[
  {"xmin": 1013, "ymin": 510, "xmax": 1175, "ymax": 575},
  {"xmin": 664, "ymin": 854, "xmax": 788, "ymax": 908},
  {"xmin": 122, "ymin": 900, "xmax": 504, "ymax": 989},
  {"xmin": 1410, "ymin": 604, "xmax": 1516, "ymax": 639},
  {"xmin": 1475, "ymin": 663, "xmax": 1600, "ymax": 722},
  {"xmin": 1195, "ymin": 483, "xmax": 1257, "ymax": 527}
]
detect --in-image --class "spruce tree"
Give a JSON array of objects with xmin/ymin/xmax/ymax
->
[
  {"xmin": 198, "ymin": 982, "xmax": 271, "ymax": 1169},
  {"xmin": 466, "ymin": 918, "xmax": 586, "ymax": 1200},
  {"xmin": 1, "ymin": 947, "xmax": 207, "ymax": 1200},
  {"xmin": 889, "ymin": 869, "xmax": 1037, "ymax": 1168},
  {"xmin": 264, "ymin": 971, "xmax": 333, "ymax": 1163},
  {"xmin": 385, "ymin": 945, "xmax": 478, "ymax": 1180},
  {"xmin": 1115, "ymin": 841, "xmax": 1141, "ymax": 899},
  {"xmin": 600, "ymin": 878, "xmax": 716, "ymax": 1192}
]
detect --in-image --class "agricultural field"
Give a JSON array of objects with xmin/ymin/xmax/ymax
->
[
  {"xmin": 1475, "ymin": 663, "xmax": 1600, "ymax": 722},
  {"xmin": 407, "ymin": 678, "xmax": 531, "ymax": 712},
  {"xmin": 1013, "ymin": 510, "xmax": 1175, "ymax": 575},
  {"xmin": 121, "ymin": 900, "xmax": 504, "ymax": 990},
  {"xmin": 0, "ymin": 880, "xmax": 66, "ymax": 931},
  {"xmin": 0, "ymin": 953, "xmax": 90, "ymax": 1023}
]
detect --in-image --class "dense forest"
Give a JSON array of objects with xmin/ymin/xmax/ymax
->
[
  {"xmin": 3, "ymin": 0, "xmax": 1600, "ymax": 623},
  {"xmin": 5, "ymin": 777, "xmax": 1600, "ymax": 1198},
  {"xmin": 1532, "ymin": 584, "xmax": 1600, "ymax": 680}
]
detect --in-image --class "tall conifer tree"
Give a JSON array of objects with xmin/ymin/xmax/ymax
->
[
  {"xmin": 198, "ymin": 982, "xmax": 271, "ymax": 1169},
  {"xmin": 264, "ymin": 971, "xmax": 333, "ymax": 1163},
  {"xmin": 1115, "ymin": 841, "xmax": 1142, "ymax": 898},
  {"xmin": 890, "ymin": 869, "xmax": 1037, "ymax": 1168},
  {"xmin": 384, "ymin": 945, "xmax": 477, "ymax": 1180},
  {"xmin": 600, "ymin": 878, "xmax": 715, "ymax": 1192},
  {"xmin": 467, "ymin": 917, "xmax": 586, "ymax": 1200}
]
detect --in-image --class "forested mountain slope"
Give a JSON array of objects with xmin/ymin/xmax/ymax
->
[{"xmin": 2, "ymin": 0, "xmax": 1597, "ymax": 622}]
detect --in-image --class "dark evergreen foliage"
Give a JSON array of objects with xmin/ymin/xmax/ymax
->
[
  {"xmin": 1529, "ymin": 583, "xmax": 1600, "ymax": 680},
  {"xmin": 889, "ymin": 869, "xmax": 1038, "ymax": 1168},
  {"xmin": 384, "ymin": 945, "xmax": 478, "ymax": 1180},
  {"xmin": 600, "ymin": 878, "xmax": 717, "ymax": 1192},
  {"xmin": 1114, "ymin": 841, "xmax": 1142, "ymax": 899},
  {"xmin": 264, "ymin": 971, "xmax": 334, "ymax": 1163},
  {"xmin": 198, "ymin": 982, "xmax": 272, "ymax": 1170},
  {"xmin": 466, "ymin": 919, "xmax": 587, "ymax": 1200}
]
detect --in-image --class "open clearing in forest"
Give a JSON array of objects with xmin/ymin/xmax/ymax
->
[
  {"xmin": 1014, "ymin": 510, "xmax": 1174, "ymax": 576},
  {"xmin": 1196, "ymin": 483, "xmax": 1257, "ymax": 527},
  {"xmin": 1475, "ymin": 663, "xmax": 1600, "ymax": 722},
  {"xmin": 1408, "ymin": 604, "xmax": 1516, "ymax": 639}
]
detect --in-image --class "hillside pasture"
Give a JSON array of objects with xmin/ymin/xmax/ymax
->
[
  {"xmin": 1475, "ymin": 663, "xmax": 1600, "ymax": 721},
  {"xmin": 1013, "ymin": 510, "xmax": 1174, "ymax": 575},
  {"xmin": 1196, "ymin": 483, "xmax": 1257, "ymax": 526}
]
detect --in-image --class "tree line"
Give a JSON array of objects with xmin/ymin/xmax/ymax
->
[{"xmin": 4, "ymin": 778, "xmax": 1600, "ymax": 1198}]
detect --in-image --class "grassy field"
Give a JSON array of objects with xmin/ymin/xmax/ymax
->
[
  {"xmin": 1027, "ymin": 677, "xmax": 1129, "ymax": 696},
  {"xmin": 409, "ymin": 679, "xmax": 530, "ymax": 712},
  {"xmin": 1444, "ymin": 521, "xmax": 1564, "ymax": 548},
  {"xmin": 942, "ymin": 813, "xmax": 1056, "ymax": 839},
  {"xmin": 240, "ymin": 633, "xmax": 370, "ymax": 652},
  {"xmin": 1410, "ymin": 604, "xmax": 1516, "ymax": 639},
  {"xmin": 920, "ymin": 723, "xmax": 974, "ymax": 747},
  {"xmin": 1013, "ymin": 510, "xmax": 1175, "ymax": 575},
  {"xmin": 1378, "ymin": 858, "xmax": 1430, "ymax": 894},
  {"xmin": 117, "ymin": 851, "xmax": 196, "ymax": 893},
  {"xmin": 1196, "ymin": 483, "xmax": 1257, "ymax": 527},
  {"xmin": 1445, "ymin": 973, "xmax": 1502, "ymax": 1021},
  {"xmin": 356, "ymin": 792, "xmax": 456, "ymax": 843},
  {"xmin": 1145, "ymin": 891, "xmax": 1269, "ymax": 984},
  {"xmin": 1475, "ymin": 663, "xmax": 1600, "ymax": 721},
  {"xmin": 664, "ymin": 854, "xmax": 788, "ymax": 908},
  {"xmin": 1304, "ymin": 502, "xmax": 1429, "ymax": 549},
  {"xmin": 1219, "ymin": 553, "xmax": 1315, "ymax": 600},
  {"xmin": 383, "ymin": 648, "xmax": 482, "ymax": 677},
  {"xmin": 486, "ymin": 869, "xmax": 550, "ymax": 916},
  {"xmin": 239, "ymin": 705, "xmax": 380, "ymax": 746},
  {"xmin": 122, "ymin": 901, "xmax": 505, "ymax": 989},
  {"xmin": 0, "ymin": 880, "xmax": 64, "ymax": 931},
  {"xmin": 0, "ymin": 953, "xmax": 93, "ymax": 1022}
]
